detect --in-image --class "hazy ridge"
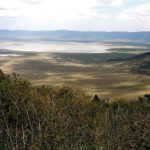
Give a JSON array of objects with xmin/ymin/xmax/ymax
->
[{"xmin": 0, "ymin": 30, "xmax": 150, "ymax": 42}]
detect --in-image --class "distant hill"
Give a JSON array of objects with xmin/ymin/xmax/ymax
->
[
  {"xmin": 127, "ymin": 52, "xmax": 150, "ymax": 75},
  {"xmin": 0, "ymin": 30, "xmax": 150, "ymax": 42},
  {"xmin": 131, "ymin": 52, "xmax": 150, "ymax": 60}
]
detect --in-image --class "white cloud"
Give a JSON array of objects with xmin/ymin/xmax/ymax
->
[
  {"xmin": 117, "ymin": 3, "xmax": 150, "ymax": 24},
  {"xmin": 0, "ymin": 0, "xmax": 123, "ymax": 20},
  {"xmin": 22, "ymin": 0, "xmax": 43, "ymax": 5},
  {"xmin": 21, "ymin": 0, "xmax": 123, "ymax": 6},
  {"xmin": 0, "ymin": 7, "xmax": 7, "ymax": 10},
  {"xmin": 114, "ymin": 3, "xmax": 150, "ymax": 31},
  {"xmin": 3, "ymin": 0, "xmax": 149, "ymax": 31},
  {"xmin": 97, "ymin": 0, "xmax": 123, "ymax": 5}
]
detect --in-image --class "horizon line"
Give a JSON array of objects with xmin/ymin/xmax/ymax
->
[{"xmin": 0, "ymin": 29, "xmax": 150, "ymax": 33}]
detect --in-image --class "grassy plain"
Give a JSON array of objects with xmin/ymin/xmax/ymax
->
[
  {"xmin": 0, "ymin": 42, "xmax": 150, "ymax": 149},
  {"xmin": 0, "ymin": 48, "xmax": 150, "ymax": 99}
]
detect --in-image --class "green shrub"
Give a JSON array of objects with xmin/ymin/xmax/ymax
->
[{"xmin": 0, "ymin": 70, "xmax": 150, "ymax": 150}]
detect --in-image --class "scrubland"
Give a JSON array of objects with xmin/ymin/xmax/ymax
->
[{"xmin": 0, "ymin": 70, "xmax": 150, "ymax": 150}]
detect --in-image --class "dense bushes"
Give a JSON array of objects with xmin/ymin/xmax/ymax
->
[{"xmin": 0, "ymin": 69, "xmax": 150, "ymax": 150}]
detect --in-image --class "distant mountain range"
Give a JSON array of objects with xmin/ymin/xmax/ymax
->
[{"xmin": 0, "ymin": 30, "xmax": 150, "ymax": 42}]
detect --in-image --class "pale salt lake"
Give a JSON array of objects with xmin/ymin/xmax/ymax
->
[{"xmin": 0, "ymin": 41, "xmax": 108, "ymax": 53}]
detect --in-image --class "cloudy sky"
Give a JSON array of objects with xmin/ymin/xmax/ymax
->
[{"xmin": 0, "ymin": 0, "xmax": 149, "ymax": 31}]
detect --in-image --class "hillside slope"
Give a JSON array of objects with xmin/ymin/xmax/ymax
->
[
  {"xmin": 0, "ymin": 69, "xmax": 150, "ymax": 150},
  {"xmin": 126, "ymin": 52, "xmax": 150, "ymax": 74}
]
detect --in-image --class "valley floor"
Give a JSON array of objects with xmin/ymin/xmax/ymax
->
[{"xmin": 0, "ymin": 52, "xmax": 150, "ymax": 99}]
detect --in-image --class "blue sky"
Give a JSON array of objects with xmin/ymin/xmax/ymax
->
[{"xmin": 0, "ymin": 0, "xmax": 149, "ymax": 31}]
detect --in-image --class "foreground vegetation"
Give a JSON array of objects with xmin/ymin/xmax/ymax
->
[{"xmin": 0, "ymin": 69, "xmax": 150, "ymax": 150}]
